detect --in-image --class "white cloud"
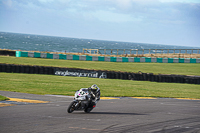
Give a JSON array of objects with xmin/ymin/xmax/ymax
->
[
  {"xmin": 159, "ymin": 0, "xmax": 200, "ymax": 3},
  {"xmin": 38, "ymin": 0, "xmax": 54, "ymax": 3},
  {"xmin": 115, "ymin": 0, "xmax": 132, "ymax": 8},
  {"xmin": 2, "ymin": 0, "xmax": 13, "ymax": 8},
  {"xmin": 93, "ymin": 10, "xmax": 142, "ymax": 23}
]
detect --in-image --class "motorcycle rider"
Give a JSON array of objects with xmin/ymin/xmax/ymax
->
[{"xmin": 88, "ymin": 84, "xmax": 100, "ymax": 104}]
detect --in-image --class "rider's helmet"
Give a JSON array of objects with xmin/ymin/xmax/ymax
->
[{"xmin": 90, "ymin": 84, "xmax": 99, "ymax": 91}]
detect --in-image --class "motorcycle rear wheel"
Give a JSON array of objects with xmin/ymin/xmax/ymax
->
[
  {"xmin": 84, "ymin": 107, "xmax": 93, "ymax": 113},
  {"xmin": 67, "ymin": 101, "xmax": 77, "ymax": 113}
]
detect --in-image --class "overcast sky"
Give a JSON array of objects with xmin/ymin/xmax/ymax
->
[{"xmin": 0, "ymin": 0, "xmax": 200, "ymax": 47}]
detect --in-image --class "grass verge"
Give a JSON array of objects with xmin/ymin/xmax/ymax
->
[
  {"xmin": 0, "ymin": 95, "xmax": 9, "ymax": 101},
  {"xmin": 0, "ymin": 56, "xmax": 200, "ymax": 76},
  {"xmin": 0, "ymin": 72, "xmax": 200, "ymax": 99}
]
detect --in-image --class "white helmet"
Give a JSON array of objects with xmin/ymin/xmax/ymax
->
[{"xmin": 91, "ymin": 84, "xmax": 99, "ymax": 90}]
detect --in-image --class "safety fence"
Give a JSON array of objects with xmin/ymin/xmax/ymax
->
[
  {"xmin": 83, "ymin": 48, "xmax": 200, "ymax": 55},
  {"xmin": 1, "ymin": 63, "xmax": 200, "ymax": 84},
  {"xmin": 15, "ymin": 51, "xmax": 200, "ymax": 63}
]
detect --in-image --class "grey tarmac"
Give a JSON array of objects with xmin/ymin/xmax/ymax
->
[{"xmin": 0, "ymin": 91, "xmax": 200, "ymax": 133}]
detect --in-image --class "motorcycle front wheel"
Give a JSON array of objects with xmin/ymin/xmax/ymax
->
[{"xmin": 67, "ymin": 101, "xmax": 77, "ymax": 113}]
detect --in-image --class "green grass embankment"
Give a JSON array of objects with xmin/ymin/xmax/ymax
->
[
  {"xmin": 0, "ymin": 56, "xmax": 200, "ymax": 75},
  {"xmin": 0, "ymin": 73, "xmax": 200, "ymax": 99}
]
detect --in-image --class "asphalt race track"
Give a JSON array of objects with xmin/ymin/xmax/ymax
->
[{"xmin": 0, "ymin": 91, "xmax": 200, "ymax": 133}]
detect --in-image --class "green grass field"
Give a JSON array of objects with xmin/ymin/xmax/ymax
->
[
  {"xmin": 1, "ymin": 56, "xmax": 200, "ymax": 75},
  {"xmin": 0, "ymin": 73, "xmax": 200, "ymax": 99}
]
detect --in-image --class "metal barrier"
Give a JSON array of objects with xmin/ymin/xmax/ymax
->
[{"xmin": 83, "ymin": 48, "xmax": 200, "ymax": 55}]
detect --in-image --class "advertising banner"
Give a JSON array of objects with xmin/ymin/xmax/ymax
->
[{"xmin": 54, "ymin": 69, "xmax": 107, "ymax": 79}]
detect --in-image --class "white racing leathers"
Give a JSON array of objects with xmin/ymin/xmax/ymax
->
[
  {"xmin": 89, "ymin": 87, "xmax": 100, "ymax": 104},
  {"xmin": 67, "ymin": 88, "xmax": 100, "ymax": 113}
]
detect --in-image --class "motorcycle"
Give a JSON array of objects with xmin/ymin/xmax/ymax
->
[{"xmin": 67, "ymin": 88, "xmax": 96, "ymax": 113}]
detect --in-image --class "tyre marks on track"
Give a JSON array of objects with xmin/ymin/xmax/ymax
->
[{"xmin": 100, "ymin": 117, "xmax": 200, "ymax": 133}]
